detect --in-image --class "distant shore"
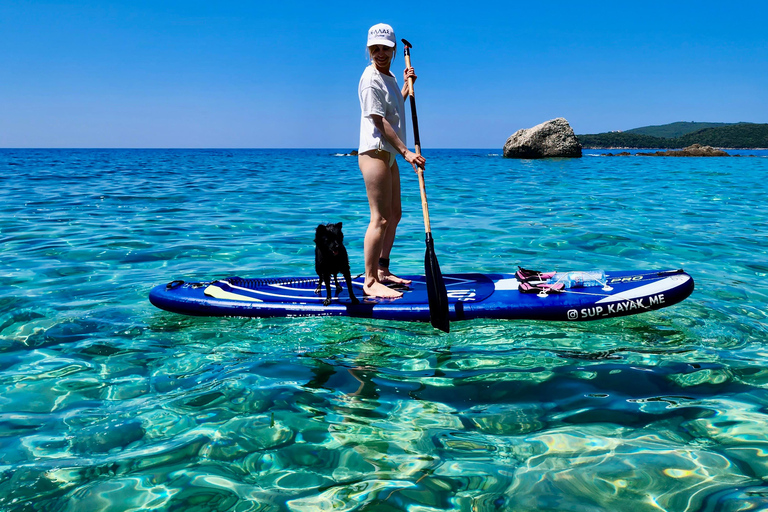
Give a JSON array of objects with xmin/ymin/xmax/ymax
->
[
  {"xmin": 585, "ymin": 146, "xmax": 768, "ymax": 151},
  {"xmin": 586, "ymin": 147, "xmax": 767, "ymax": 158},
  {"xmin": 577, "ymin": 122, "xmax": 768, "ymax": 150}
]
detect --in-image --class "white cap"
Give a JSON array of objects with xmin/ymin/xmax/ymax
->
[{"xmin": 367, "ymin": 23, "xmax": 396, "ymax": 48}]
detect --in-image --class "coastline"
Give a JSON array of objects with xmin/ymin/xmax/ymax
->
[
  {"xmin": 583, "ymin": 147, "xmax": 768, "ymax": 157},
  {"xmin": 584, "ymin": 146, "xmax": 768, "ymax": 151},
  {"xmin": 582, "ymin": 147, "xmax": 768, "ymax": 158}
]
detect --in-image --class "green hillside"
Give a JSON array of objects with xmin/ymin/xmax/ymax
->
[
  {"xmin": 625, "ymin": 121, "xmax": 734, "ymax": 138},
  {"xmin": 578, "ymin": 123, "xmax": 768, "ymax": 149},
  {"xmin": 677, "ymin": 124, "xmax": 768, "ymax": 148},
  {"xmin": 577, "ymin": 132, "xmax": 672, "ymax": 149}
]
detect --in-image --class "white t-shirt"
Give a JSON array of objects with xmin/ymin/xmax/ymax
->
[{"xmin": 358, "ymin": 65, "xmax": 406, "ymax": 155}]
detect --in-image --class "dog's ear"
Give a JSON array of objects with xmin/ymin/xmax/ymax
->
[
  {"xmin": 315, "ymin": 224, "xmax": 326, "ymax": 243},
  {"xmin": 335, "ymin": 222, "xmax": 342, "ymax": 230}
]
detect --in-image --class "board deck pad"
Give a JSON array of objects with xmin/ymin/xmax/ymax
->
[
  {"xmin": 150, "ymin": 268, "xmax": 694, "ymax": 323},
  {"xmin": 201, "ymin": 274, "xmax": 495, "ymax": 305}
]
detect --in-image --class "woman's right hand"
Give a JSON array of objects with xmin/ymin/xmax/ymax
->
[
  {"xmin": 403, "ymin": 67, "xmax": 417, "ymax": 84},
  {"xmin": 404, "ymin": 150, "xmax": 426, "ymax": 171}
]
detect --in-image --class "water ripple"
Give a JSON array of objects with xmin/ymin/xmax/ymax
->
[{"xmin": 2, "ymin": 149, "xmax": 768, "ymax": 510}]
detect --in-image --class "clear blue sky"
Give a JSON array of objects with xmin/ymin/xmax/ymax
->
[{"xmin": 1, "ymin": 0, "xmax": 766, "ymax": 148}]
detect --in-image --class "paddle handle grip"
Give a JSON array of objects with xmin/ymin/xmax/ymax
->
[{"xmin": 403, "ymin": 47, "xmax": 431, "ymax": 235}]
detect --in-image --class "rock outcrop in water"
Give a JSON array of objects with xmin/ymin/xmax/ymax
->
[
  {"xmin": 503, "ymin": 118, "xmax": 582, "ymax": 158},
  {"xmin": 636, "ymin": 144, "xmax": 730, "ymax": 157}
]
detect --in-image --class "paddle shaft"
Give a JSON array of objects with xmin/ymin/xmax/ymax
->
[
  {"xmin": 402, "ymin": 48, "xmax": 432, "ymax": 235},
  {"xmin": 402, "ymin": 39, "xmax": 450, "ymax": 333}
]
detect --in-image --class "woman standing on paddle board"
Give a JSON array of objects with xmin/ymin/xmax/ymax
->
[{"xmin": 358, "ymin": 23, "xmax": 425, "ymax": 299}]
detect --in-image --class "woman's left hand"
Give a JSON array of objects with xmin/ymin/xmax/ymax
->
[
  {"xmin": 404, "ymin": 150, "xmax": 425, "ymax": 171},
  {"xmin": 403, "ymin": 67, "xmax": 417, "ymax": 83}
]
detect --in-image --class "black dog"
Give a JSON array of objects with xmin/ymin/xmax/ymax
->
[{"xmin": 314, "ymin": 222, "xmax": 359, "ymax": 306}]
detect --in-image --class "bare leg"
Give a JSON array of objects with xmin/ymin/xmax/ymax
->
[
  {"xmin": 359, "ymin": 151, "xmax": 403, "ymax": 299},
  {"xmin": 377, "ymin": 160, "xmax": 412, "ymax": 285}
]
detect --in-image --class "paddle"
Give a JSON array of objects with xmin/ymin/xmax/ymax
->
[{"xmin": 401, "ymin": 38, "xmax": 450, "ymax": 333}]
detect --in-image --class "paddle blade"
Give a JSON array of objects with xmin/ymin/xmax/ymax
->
[{"xmin": 424, "ymin": 234, "xmax": 450, "ymax": 333}]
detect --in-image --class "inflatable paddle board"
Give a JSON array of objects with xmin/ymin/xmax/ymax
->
[{"xmin": 149, "ymin": 268, "xmax": 693, "ymax": 323}]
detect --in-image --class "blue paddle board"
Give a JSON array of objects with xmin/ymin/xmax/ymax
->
[{"xmin": 149, "ymin": 268, "xmax": 693, "ymax": 322}]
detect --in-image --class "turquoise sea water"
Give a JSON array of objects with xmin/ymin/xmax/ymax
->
[{"xmin": 1, "ymin": 148, "xmax": 767, "ymax": 511}]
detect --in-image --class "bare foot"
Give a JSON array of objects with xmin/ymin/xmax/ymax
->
[
  {"xmin": 363, "ymin": 280, "xmax": 403, "ymax": 299},
  {"xmin": 378, "ymin": 269, "xmax": 412, "ymax": 285}
]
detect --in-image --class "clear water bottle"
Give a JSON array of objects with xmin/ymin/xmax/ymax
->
[{"xmin": 549, "ymin": 270, "xmax": 610, "ymax": 289}]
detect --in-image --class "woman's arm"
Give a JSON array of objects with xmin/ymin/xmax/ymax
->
[
  {"xmin": 371, "ymin": 114, "xmax": 426, "ymax": 170},
  {"xmin": 401, "ymin": 67, "xmax": 417, "ymax": 100}
]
